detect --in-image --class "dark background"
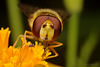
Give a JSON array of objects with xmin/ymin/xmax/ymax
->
[{"xmin": 0, "ymin": 0, "xmax": 100, "ymax": 66}]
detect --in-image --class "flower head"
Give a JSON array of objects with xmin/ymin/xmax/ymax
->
[{"xmin": 0, "ymin": 27, "xmax": 51, "ymax": 67}]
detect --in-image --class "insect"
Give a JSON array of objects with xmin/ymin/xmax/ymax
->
[{"xmin": 13, "ymin": 4, "xmax": 70, "ymax": 59}]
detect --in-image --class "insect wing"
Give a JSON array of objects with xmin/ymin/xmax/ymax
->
[
  {"xmin": 18, "ymin": 4, "xmax": 70, "ymax": 22},
  {"xmin": 18, "ymin": 3, "xmax": 39, "ymax": 18},
  {"xmin": 53, "ymin": 9, "xmax": 70, "ymax": 22}
]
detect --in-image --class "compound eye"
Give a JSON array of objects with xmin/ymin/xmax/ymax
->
[
  {"xmin": 32, "ymin": 16, "xmax": 48, "ymax": 38},
  {"xmin": 49, "ymin": 16, "xmax": 61, "ymax": 40}
]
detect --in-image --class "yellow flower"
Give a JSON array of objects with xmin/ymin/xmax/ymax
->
[{"xmin": 0, "ymin": 27, "xmax": 51, "ymax": 67}]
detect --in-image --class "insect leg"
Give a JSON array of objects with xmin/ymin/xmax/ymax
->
[
  {"xmin": 44, "ymin": 41, "xmax": 63, "ymax": 59},
  {"xmin": 46, "ymin": 47, "xmax": 58, "ymax": 59},
  {"xmin": 23, "ymin": 30, "xmax": 34, "ymax": 36},
  {"xmin": 23, "ymin": 30, "xmax": 36, "ymax": 45},
  {"xmin": 13, "ymin": 35, "xmax": 24, "ymax": 47},
  {"xmin": 13, "ymin": 35, "xmax": 36, "ymax": 47},
  {"xmin": 13, "ymin": 31, "xmax": 37, "ymax": 47},
  {"xmin": 49, "ymin": 41, "xmax": 63, "ymax": 48}
]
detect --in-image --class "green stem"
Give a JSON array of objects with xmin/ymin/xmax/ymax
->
[
  {"xmin": 66, "ymin": 13, "xmax": 80, "ymax": 67},
  {"xmin": 6, "ymin": 0, "xmax": 24, "ymax": 47},
  {"xmin": 78, "ymin": 29, "xmax": 99, "ymax": 67}
]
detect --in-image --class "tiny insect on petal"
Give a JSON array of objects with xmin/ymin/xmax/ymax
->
[{"xmin": 29, "ymin": 44, "xmax": 34, "ymax": 47}]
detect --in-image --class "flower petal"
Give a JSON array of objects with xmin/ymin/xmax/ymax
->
[{"xmin": 0, "ymin": 27, "xmax": 11, "ymax": 49}]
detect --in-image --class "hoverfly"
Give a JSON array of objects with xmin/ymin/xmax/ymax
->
[{"xmin": 13, "ymin": 4, "xmax": 70, "ymax": 59}]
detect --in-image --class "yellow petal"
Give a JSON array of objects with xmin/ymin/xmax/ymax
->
[
  {"xmin": 1, "ymin": 52, "xmax": 9, "ymax": 63},
  {"xmin": 0, "ymin": 27, "xmax": 11, "ymax": 49},
  {"xmin": 7, "ymin": 46, "xmax": 13, "ymax": 57},
  {"xmin": 20, "ymin": 45, "xmax": 29, "ymax": 62},
  {"xmin": 4, "ymin": 63, "xmax": 14, "ymax": 67},
  {"xmin": 0, "ymin": 60, "xmax": 4, "ymax": 67}
]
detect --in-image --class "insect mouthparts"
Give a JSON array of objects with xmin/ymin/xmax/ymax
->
[
  {"xmin": 45, "ymin": 38, "xmax": 48, "ymax": 40},
  {"xmin": 47, "ymin": 14, "xmax": 50, "ymax": 16}
]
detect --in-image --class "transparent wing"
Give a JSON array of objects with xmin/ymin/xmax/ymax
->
[
  {"xmin": 18, "ymin": 3, "xmax": 70, "ymax": 22},
  {"xmin": 53, "ymin": 9, "xmax": 70, "ymax": 22},
  {"xmin": 18, "ymin": 3, "xmax": 39, "ymax": 18}
]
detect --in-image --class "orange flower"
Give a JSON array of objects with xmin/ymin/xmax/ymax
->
[{"xmin": 0, "ymin": 28, "xmax": 51, "ymax": 67}]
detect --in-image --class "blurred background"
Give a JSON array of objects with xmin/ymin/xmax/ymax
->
[{"xmin": 0, "ymin": 0, "xmax": 100, "ymax": 67}]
